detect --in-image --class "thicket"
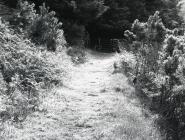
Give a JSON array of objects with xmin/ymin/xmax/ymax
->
[
  {"xmin": 122, "ymin": 12, "xmax": 185, "ymax": 139},
  {"xmin": 0, "ymin": 1, "xmax": 65, "ymax": 122}
]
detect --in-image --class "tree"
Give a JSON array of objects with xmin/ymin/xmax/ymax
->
[
  {"xmin": 2, "ymin": 0, "xmax": 183, "ymax": 49},
  {"xmin": 160, "ymin": 0, "xmax": 183, "ymax": 29},
  {"xmin": 87, "ymin": 0, "xmax": 147, "ymax": 39},
  {"xmin": 124, "ymin": 11, "xmax": 167, "ymax": 77},
  {"xmin": 29, "ymin": 0, "xmax": 108, "ymax": 46}
]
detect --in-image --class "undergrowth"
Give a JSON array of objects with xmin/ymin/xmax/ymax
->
[
  {"xmin": 117, "ymin": 11, "xmax": 185, "ymax": 140},
  {"xmin": 0, "ymin": 5, "xmax": 65, "ymax": 122}
]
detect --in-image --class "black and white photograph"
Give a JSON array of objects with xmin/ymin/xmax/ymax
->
[{"xmin": 0, "ymin": 0, "xmax": 185, "ymax": 139}]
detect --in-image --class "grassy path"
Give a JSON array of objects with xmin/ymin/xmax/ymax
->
[{"xmin": 1, "ymin": 50, "xmax": 162, "ymax": 140}]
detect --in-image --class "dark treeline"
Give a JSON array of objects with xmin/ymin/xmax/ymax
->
[{"xmin": 2, "ymin": 0, "xmax": 183, "ymax": 51}]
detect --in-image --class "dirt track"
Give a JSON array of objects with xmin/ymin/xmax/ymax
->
[{"xmin": 1, "ymin": 50, "xmax": 161, "ymax": 140}]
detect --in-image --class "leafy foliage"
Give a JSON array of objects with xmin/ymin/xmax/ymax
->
[
  {"xmin": 2, "ymin": 0, "xmax": 182, "ymax": 51},
  {"xmin": 26, "ymin": 0, "xmax": 108, "ymax": 47},
  {"xmin": 124, "ymin": 11, "xmax": 166, "ymax": 77},
  {"xmin": 9, "ymin": 0, "xmax": 66, "ymax": 51},
  {"xmin": 122, "ymin": 12, "xmax": 185, "ymax": 139},
  {"xmin": 155, "ymin": 34, "xmax": 185, "ymax": 139},
  {"xmin": 28, "ymin": 3, "xmax": 66, "ymax": 51},
  {"xmin": 0, "ymin": 18, "xmax": 62, "ymax": 122},
  {"xmin": 9, "ymin": 0, "xmax": 37, "ymax": 30}
]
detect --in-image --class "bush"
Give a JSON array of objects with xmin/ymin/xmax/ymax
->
[
  {"xmin": 156, "ymin": 35, "xmax": 185, "ymax": 139},
  {"xmin": 122, "ymin": 11, "xmax": 185, "ymax": 139},
  {"xmin": 9, "ymin": 1, "xmax": 66, "ymax": 51},
  {"xmin": 0, "ymin": 18, "xmax": 62, "ymax": 122},
  {"xmin": 28, "ymin": 3, "xmax": 66, "ymax": 51},
  {"xmin": 9, "ymin": 0, "xmax": 37, "ymax": 31}
]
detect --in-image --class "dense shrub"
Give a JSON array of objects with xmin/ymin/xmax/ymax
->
[
  {"xmin": 124, "ymin": 11, "xmax": 166, "ymax": 79},
  {"xmin": 156, "ymin": 35, "xmax": 185, "ymax": 139},
  {"xmin": 121, "ymin": 12, "xmax": 185, "ymax": 139},
  {"xmin": 9, "ymin": 1, "xmax": 66, "ymax": 51},
  {"xmin": 9, "ymin": 0, "xmax": 37, "ymax": 30},
  {"xmin": 28, "ymin": 3, "xmax": 66, "ymax": 51},
  {"xmin": 0, "ymin": 18, "xmax": 62, "ymax": 122},
  {"xmin": 9, "ymin": 0, "xmax": 84, "ymax": 65}
]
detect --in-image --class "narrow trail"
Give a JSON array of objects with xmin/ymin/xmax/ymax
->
[{"xmin": 3, "ymin": 50, "xmax": 161, "ymax": 140}]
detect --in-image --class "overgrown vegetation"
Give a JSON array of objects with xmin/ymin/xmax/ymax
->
[
  {"xmin": 9, "ymin": 1, "xmax": 66, "ymax": 51},
  {"xmin": 3, "ymin": 0, "xmax": 182, "ymax": 51},
  {"xmin": 1, "ymin": 0, "xmax": 185, "ymax": 139},
  {"xmin": 0, "ymin": 0, "xmax": 66, "ymax": 122},
  {"xmin": 118, "ymin": 11, "xmax": 185, "ymax": 139}
]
